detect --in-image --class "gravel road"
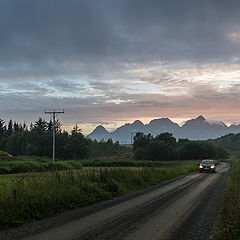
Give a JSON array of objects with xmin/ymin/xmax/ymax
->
[{"xmin": 0, "ymin": 163, "xmax": 229, "ymax": 240}]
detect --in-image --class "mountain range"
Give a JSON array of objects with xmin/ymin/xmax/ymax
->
[{"xmin": 87, "ymin": 115, "xmax": 240, "ymax": 144}]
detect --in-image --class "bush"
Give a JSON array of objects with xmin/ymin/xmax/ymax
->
[
  {"xmin": 66, "ymin": 161, "xmax": 83, "ymax": 169},
  {"xmin": 2, "ymin": 161, "xmax": 44, "ymax": 173},
  {"xmin": 45, "ymin": 162, "xmax": 74, "ymax": 171},
  {"xmin": 0, "ymin": 160, "xmax": 83, "ymax": 174}
]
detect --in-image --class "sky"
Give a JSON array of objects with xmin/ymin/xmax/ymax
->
[{"xmin": 1, "ymin": 0, "xmax": 240, "ymax": 134}]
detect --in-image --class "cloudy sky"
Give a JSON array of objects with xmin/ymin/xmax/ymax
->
[{"xmin": 1, "ymin": 0, "xmax": 240, "ymax": 133}]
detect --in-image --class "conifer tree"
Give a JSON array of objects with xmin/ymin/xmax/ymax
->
[{"xmin": 7, "ymin": 119, "xmax": 13, "ymax": 135}]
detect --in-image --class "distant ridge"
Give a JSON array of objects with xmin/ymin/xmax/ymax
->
[{"xmin": 87, "ymin": 116, "xmax": 240, "ymax": 144}]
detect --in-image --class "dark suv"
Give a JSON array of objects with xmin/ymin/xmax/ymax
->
[{"xmin": 199, "ymin": 159, "xmax": 216, "ymax": 173}]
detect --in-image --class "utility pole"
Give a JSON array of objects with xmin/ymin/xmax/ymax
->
[{"xmin": 45, "ymin": 110, "xmax": 64, "ymax": 162}]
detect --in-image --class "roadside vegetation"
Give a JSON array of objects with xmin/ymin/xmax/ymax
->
[
  {"xmin": 0, "ymin": 160, "xmax": 83, "ymax": 174},
  {"xmin": 209, "ymin": 133, "xmax": 240, "ymax": 159},
  {"xmin": 133, "ymin": 132, "xmax": 228, "ymax": 161},
  {"xmin": 80, "ymin": 159, "xmax": 198, "ymax": 167},
  {"xmin": 211, "ymin": 161, "xmax": 240, "ymax": 240},
  {"xmin": 0, "ymin": 156, "xmax": 198, "ymax": 174},
  {"xmin": 0, "ymin": 162, "xmax": 198, "ymax": 228}
]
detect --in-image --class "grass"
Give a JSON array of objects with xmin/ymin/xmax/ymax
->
[
  {"xmin": 211, "ymin": 161, "xmax": 240, "ymax": 240},
  {"xmin": 0, "ymin": 162, "xmax": 198, "ymax": 228},
  {"xmin": 80, "ymin": 158, "xmax": 199, "ymax": 167},
  {"xmin": 0, "ymin": 160, "xmax": 83, "ymax": 174},
  {"xmin": 0, "ymin": 154, "xmax": 200, "ymax": 174}
]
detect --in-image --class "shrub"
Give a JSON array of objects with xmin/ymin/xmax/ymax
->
[
  {"xmin": 45, "ymin": 162, "xmax": 74, "ymax": 171},
  {"xmin": 0, "ymin": 160, "xmax": 83, "ymax": 174}
]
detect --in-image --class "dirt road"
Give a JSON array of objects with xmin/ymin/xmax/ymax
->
[{"xmin": 1, "ymin": 163, "xmax": 229, "ymax": 240}]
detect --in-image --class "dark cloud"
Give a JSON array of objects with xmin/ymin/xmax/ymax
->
[
  {"xmin": 0, "ymin": 0, "xmax": 240, "ymax": 71},
  {"xmin": 0, "ymin": 0, "xmax": 117, "ymax": 63},
  {"xmin": 1, "ymin": 0, "xmax": 240, "ymax": 131}
]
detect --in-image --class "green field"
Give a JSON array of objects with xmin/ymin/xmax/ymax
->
[
  {"xmin": 211, "ymin": 161, "xmax": 240, "ymax": 240},
  {"xmin": 0, "ymin": 154, "xmax": 200, "ymax": 174},
  {"xmin": 0, "ymin": 161, "xmax": 198, "ymax": 228}
]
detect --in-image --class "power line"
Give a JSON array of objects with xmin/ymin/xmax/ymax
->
[{"xmin": 45, "ymin": 109, "xmax": 64, "ymax": 162}]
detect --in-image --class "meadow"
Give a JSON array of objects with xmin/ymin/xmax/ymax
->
[
  {"xmin": 211, "ymin": 161, "xmax": 240, "ymax": 240},
  {"xmin": 0, "ymin": 161, "xmax": 198, "ymax": 228},
  {"xmin": 0, "ymin": 154, "xmax": 199, "ymax": 174},
  {"xmin": 0, "ymin": 159, "xmax": 83, "ymax": 174}
]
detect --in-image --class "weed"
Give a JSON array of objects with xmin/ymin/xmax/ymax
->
[{"xmin": 0, "ymin": 162, "xmax": 197, "ymax": 228}]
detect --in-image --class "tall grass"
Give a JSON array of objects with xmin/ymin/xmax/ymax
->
[
  {"xmin": 211, "ymin": 162, "xmax": 240, "ymax": 240},
  {"xmin": 0, "ymin": 161, "xmax": 82, "ymax": 174},
  {"xmin": 0, "ymin": 163, "xmax": 197, "ymax": 228},
  {"xmin": 0, "ymin": 158, "xmax": 199, "ymax": 174},
  {"xmin": 80, "ymin": 159, "xmax": 199, "ymax": 167}
]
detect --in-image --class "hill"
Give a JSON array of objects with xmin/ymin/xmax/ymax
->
[{"xmin": 209, "ymin": 133, "xmax": 240, "ymax": 158}]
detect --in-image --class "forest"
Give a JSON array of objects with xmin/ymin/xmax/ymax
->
[
  {"xmin": 133, "ymin": 132, "xmax": 228, "ymax": 160},
  {"xmin": 0, "ymin": 118, "xmax": 123, "ymax": 160},
  {"xmin": 0, "ymin": 118, "xmax": 229, "ymax": 161}
]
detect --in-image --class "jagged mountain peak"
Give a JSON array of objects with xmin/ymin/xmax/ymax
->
[
  {"xmin": 87, "ymin": 125, "xmax": 110, "ymax": 142},
  {"xmin": 195, "ymin": 115, "xmax": 206, "ymax": 122},
  {"xmin": 132, "ymin": 120, "xmax": 144, "ymax": 125},
  {"xmin": 182, "ymin": 115, "xmax": 208, "ymax": 127},
  {"xmin": 92, "ymin": 125, "xmax": 109, "ymax": 133},
  {"xmin": 87, "ymin": 116, "xmax": 240, "ymax": 143}
]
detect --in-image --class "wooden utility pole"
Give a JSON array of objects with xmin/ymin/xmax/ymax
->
[{"xmin": 45, "ymin": 110, "xmax": 64, "ymax": 162}]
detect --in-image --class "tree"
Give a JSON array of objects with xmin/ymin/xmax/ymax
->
[
  {"xmin": 64, "ymin": 125, "xmax": 90, "ymax": 160},
  {"xmin": 133, "ymin": 132, "xmax": 227, "ymax": 161},
  {"xmin": 0, "ymin": 118, "xmax": 6, "ymax": 151},
  {"xmin": 23, "ymin": 122, "xmax": 28, "ymax": 131},
  {"xmin": 13, "ymin": 122, "xmax": 20, "ymax": 132},
  {"xmin": 47, "ymin": 119, "xmax": 53, "ymax": 133},
  {"xmin": 7, "ymin": 119, "xmax": 13, "ymax": 135},
  {"xmin": 34, "ymin": 117, "xmax": 48, "ymax": 134},
  {"xmin": 155, "ymin": 133, "xmax": 176, "ymax": 145},
  {"xmin": 133, "ymin": 132, "xmax": 152, "ymax": 150}
]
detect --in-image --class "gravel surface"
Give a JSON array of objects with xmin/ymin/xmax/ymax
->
[
  {"xmin": 171, "ymin": 171, "xmax": 228, "ymax": 240},
  {"xmin": 78, "ymin": 174, "xmax": 207, "ymax": 240}
]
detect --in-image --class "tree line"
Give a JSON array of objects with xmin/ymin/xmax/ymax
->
[
  {"xmin": 133, "ymin": 132, "xmax": 228, "ymax": 160},
  {"xmin": 0, "ymin": 117, "xmax": 229, "ymax": 161},
  {"xmin": 0, "ymin": 118, "xmax": 122, "ymax": 160},
  {"xmin": 208, "ymin": 133, "xmax": 240, "ymax": 158}
]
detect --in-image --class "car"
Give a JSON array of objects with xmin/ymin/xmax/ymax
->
[{"xmin": 199, "ymin": 159, "xmax": 216, "ymax": 173}]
